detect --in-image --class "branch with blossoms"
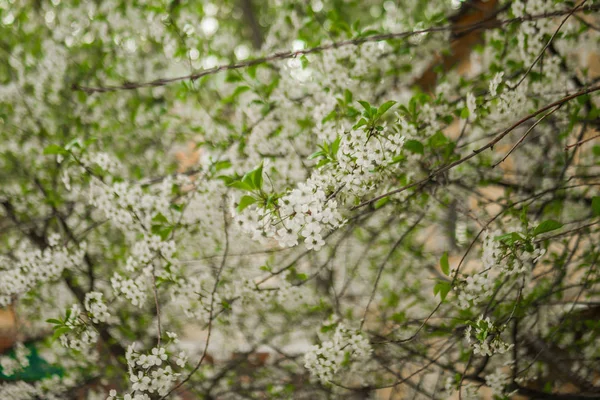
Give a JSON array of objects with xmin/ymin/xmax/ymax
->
[
  {"xmin": 2, "ymin": 0, "xmax": 600, "ymax": 399},
  {"xmin": 72, "ymin": 4, "xmax": 600, "ymax": 94}
]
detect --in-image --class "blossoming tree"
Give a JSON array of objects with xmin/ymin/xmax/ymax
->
[{"xmin": 1, "ymin": 0, "xmax": 600, "ymax": 398}]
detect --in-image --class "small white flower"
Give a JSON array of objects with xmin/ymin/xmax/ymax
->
[{"xmin": 304, "ymin": 234, "xmax": 325, "ymax": 251}]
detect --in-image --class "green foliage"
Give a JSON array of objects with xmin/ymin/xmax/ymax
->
[
  {"xmin": 220, "ymin": 162, "xmax": 264, "ymax": 193},
  {"xmin": 440, "ymin": 252, "xmax": 450, "ymax": 276},
  {"xmin": 353, "ymin": 100, "xmax": 397, "ymax": 133},
  {"xmin": 592, "ymin": 196, "xmax": 600, "ymax": 216},
  {"xmin": 433, "ymin": 281, "xmax": 451, "ymax": 301},
  {"xmin": 2, "ymin": 0, "xmax": 600, "ymax": 397},
  {"xmin": 532, "ymin": 220, "xmax": 563, "ymax": 236},
  {"xmin": 403, "ymin": 139, "xmax": 424, "ymax": 155},
  {"xmin": 308, "ymin": 136, "xmax": 341, "ymax": 167}
]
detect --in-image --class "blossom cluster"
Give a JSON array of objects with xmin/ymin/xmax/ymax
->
[
  {"xmin": 234, "ymin": 111, "xmax": 411, "ymax": 251},
  {"xmin": 0, "ymin": 235, "xmax": 85, "ymax": 307},
  {"xmin": 58, "ymin": 304, "xmax": 100, "ymax": 352},
  {"xmin": 111, "ymin": 274, "xmax": 148, "ymax": 308},
  {"xmin": 304, "ymin": 321, "xmax": 372, "ymax": 384},
  {"xmin": 464, "ymin": 315, "xmax": 513, "ymax": 357},
  {"xmin": 125, "ymin": 235, "xmax": 176, "ymax": 272},
  {"xmin": 0, "ymin": 0, "xmax": 598, "ymax": 397},
  {"xmin": 88, "ymin": 176, "xmax": 178, "ymax": 231},
  {"xmin": 457, "ymin": 228, "xmax": 546, "ymax": 307},
  {"xmin": 109, "ymin": 344, "xmax": 181, "ymax": 399},
  {"xmin": 84, "ymin": 291, "xmax": 110, "ymax": 324}
]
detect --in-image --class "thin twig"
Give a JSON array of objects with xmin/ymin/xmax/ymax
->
[
  {"xmin": 152, "ymin": 267, "xmax": 162, "ymax": 346},
  {"xmin": 492, "ymin": 104, "xmax": 562, "ymax": 167},
  {"xmin": 360, "ymin": 214, "xmax": 424, "ymax": 330},
  {"xmin": 160, "ymin": 195, "xmax": 230, "ymax": 399},
  {"xmin": 565, "ymin": 132, "xmax": 600, "ymax": 150}
]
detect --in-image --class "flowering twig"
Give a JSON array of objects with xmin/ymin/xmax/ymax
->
[
  {"xmin": 509, "ymin": 0, "xmax": 588, "ymax": 91},
  {"xmin": 72, "ymin": 6, "xmax": 600, "ymax": 94},
  {"xmin": 353, "ymin": 84, "xmax": 600, "ymax": 210}
]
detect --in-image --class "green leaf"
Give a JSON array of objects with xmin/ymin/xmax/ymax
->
[
  {"xmin": 225, "ymin": 74, "xmax": 242, "ymax": 83},
  {"xmin": 300, "ymin": 55, "xmax": 309, "ymax": 68},
  {"xmin": 344, "ymin": 89, "xmax": 352, "ymax": 104},
  {"xmin": 331, "ymin": 136, "xmax": 341, "ymax": 156},
  {"xmin": 43, "ymin": 145, "xmax": 68, "ymax": 155},
  {"xmin": 213, "ymin": 160, "xmax": 232, "ymax": 171},
  {"xmin": 373, "ymin": 197, "xmax": 389, "ymax": 209},
  {"xmin": 392, "ymin": 312, "xmax": 406, "ymax": 323},
  {"xmin": 52, "ymin": 326, "xmax": 71, "ymax": 341},
  {"xmin": 403, "ymin": 139, "xmax": 424, "ymax": 155},
  {"xmin": 592, "ymin": 196, "xmax": 600, "ymax": 216},
  {"xmin": 357, "ymin": 100, "xmax": 371, "ymax": 112},
  {"xmin": 151, "ymin": 225, "xmax": 173, "ymax": 240},
  {"xmin": 321, "ymin": 110, "xmax": 337, "ymax": 124},
  {"xmin": 83, "ymin": 137, "xmax": 98, "ymax": 148},
  {"xmin": 46, "ymin": 319, "xmax": 62, "ymax": 325},
  {"xmin": 440, "ymin": 252, "xmax": 450, "ymax": 276},
  {"xmin": 252, "ymin": 162, "xmax": 263, "ymax": 190},
  {"xmin": 241, "ymin": 171, "xmax": 257, "ymax": 190},
  {"xmin": 232, "ymin": 85, "xmax": 251, "ymax": 97},
  {"xmin": 377, "ymin": 100, "xmax": 396, "ymax": 118},
  {"xmin": 429, "ymin": 131, "xmax": 448, "ymax": 148},
  {"xmin": 237, "ymin": 195, "xmax": 257, "ymax": 212},
  {"xmin": 296, "ymin": 273, "xmax": 308, "ymax": 281},
  {"xmin": 433, "ymin": 281, "xmax": 451, "ymax": 301},
  {"xmin": 577, "ymin": 94, "xmax": 590, "ymax": 105},
  {"xmin": 341, "ymin": 351, "xmax": 351, "ymax": 367},
  {"xmin": 308, "ymin": 150, "xmax": 324, "ymax": 160},
  {"xmin": 494, "ymin": 232, "xmax": 523, "ymax": 245},
  {"xmin": 217, "ymin": 175, "xmax": 235, "ymax": 185},
  {"xmin": 346, "ymin": 107, "xmax": 359, "ymax": 118},
  {"xmin": 152, "ymin": 213, "xmax": 169, "ymax": 225},
  {"xmin": 520, "ymin": 205, "xmax": 529, "ymax": 229},
  {"xmin": 353, "ymin": 118, "xmax": 368, "ymax": 130},
  {"xmin": 64, "ymin": 138, "xmax": 81, "ymax": 151},
  {"xmin": 532, "ymin": 220, "xmax": 563, "ymax": 236}
]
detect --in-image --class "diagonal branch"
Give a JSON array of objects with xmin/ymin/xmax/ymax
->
[
  {"xmin": 72, "ymin": 5, "xmax": 600, "ymax": 94},
  {"xmin": 352, "ymin": 84, "xmax": 600, "ymax": 210}
]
